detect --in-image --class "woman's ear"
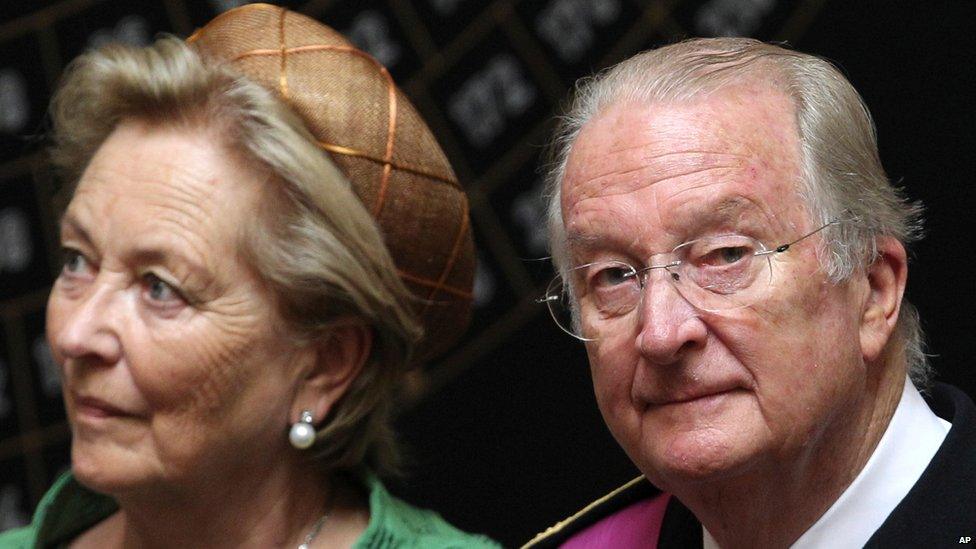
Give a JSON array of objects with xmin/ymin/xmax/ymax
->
[
  {"xmin": 859, "ymin": 237, "xmax": 908, "ymax": 363},
  {"xmin": 291, "ymin": 321, "xmax": 373, "ymax": 424}
]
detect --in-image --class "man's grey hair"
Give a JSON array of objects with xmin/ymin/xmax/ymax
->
[{"xmin": 544, "ymin": 37, "xmax": 930, "ymax": 387}]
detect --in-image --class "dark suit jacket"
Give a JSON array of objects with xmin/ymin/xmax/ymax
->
[{"xmin": 523, "ymin": 383, "xmax": 976, "ymax": 548}]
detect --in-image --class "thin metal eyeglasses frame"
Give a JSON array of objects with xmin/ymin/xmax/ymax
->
[
  {"xmin": 538, "ymin": 217, "xmax": 852, "ymax": 339},
  {"xmin": 626, "ymin": 217, "xmax": 847, "ymax": 284}
]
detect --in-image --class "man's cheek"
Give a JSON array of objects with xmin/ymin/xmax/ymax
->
[
  {"xmin": 591, "ymin": 363, "xmax": 636, "ymax": 435},
  {"xmin": 592, "ymin": 369, "xmax": 622, "ymax": 413}
]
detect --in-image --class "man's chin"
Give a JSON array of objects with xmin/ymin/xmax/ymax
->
[{"xmin": 636, "ymin": 433, "xmax": 762, "ymax": 489}]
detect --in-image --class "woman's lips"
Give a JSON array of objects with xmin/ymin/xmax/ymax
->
[{"xmin": 73, "ymin": 394, "xmax": 137, "ymax": 419}]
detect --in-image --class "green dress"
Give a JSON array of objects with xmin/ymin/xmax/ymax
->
[{"xmin": 0, "ymin": 471, "xmax": 499, "ymax": 548}]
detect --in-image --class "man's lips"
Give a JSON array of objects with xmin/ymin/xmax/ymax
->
[{"xmin": 642, "ymin": 386, "xmax": 743, "ymax": 407}]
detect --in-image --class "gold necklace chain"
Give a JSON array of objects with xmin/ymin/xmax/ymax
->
[{"xmin": 298, "ymin": 511, "xmax": 330, "ymax": 549}]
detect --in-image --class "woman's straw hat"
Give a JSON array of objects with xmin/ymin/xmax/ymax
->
[{"xmin": 189, "ymin": 4, "xmax": 474, "ymax": 363}]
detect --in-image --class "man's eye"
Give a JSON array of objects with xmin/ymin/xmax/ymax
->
[
  {"xmin": 143, "ymin": 273, "xmax": 184, "ymax": 304},
  {"xmin": 721, "ymin": 246, "xmax": 747, "ymax": 263},
  {"xmin": 593, "ymin": 266, "xmax": 635, "ymax": 288},
  {"xmin": 702, "ymin": 246, "xmax": 750, "ymax": 266},
  {"xmin": 61, "ymin": 248, "xmax": 91, "ymax": 275}
]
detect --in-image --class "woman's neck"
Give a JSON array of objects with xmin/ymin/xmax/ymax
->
[{"xmin": 76, "ymin": 457, "xmax": 369, "ymax": 548}]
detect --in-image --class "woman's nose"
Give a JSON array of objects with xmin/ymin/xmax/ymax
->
[
  {"xmin": 634, "ymin": 269, "xmax": 707, "ymax": 366},
  {"xmin": 49, "ymin": 283, "xmax": 123, "ymax": 365}
]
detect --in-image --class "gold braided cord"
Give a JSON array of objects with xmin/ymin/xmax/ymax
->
[
  {"xmin": 230, "ymin": 44, "xmax": 393, "ymax": 67},
  {"xmin": 316, "ymin": 142, "xmax": 459, "ymax": 186},
  {"xmin": 277, "ymin": 7, "xmax": 289, "ymax": 99},
  {"xmin": 422, "ymin": 198, "xmax": 471, "ymax": 312},
  {"xmin": 230, "ymin": 39, "xmax": 402, "ymax": 218},
  {"xmin": 373, "ymin": 61, "xmax": 397, "ymax": 218},
  {"xmin": 398, "ymin": 270, "xmax": 473, "ymax": 300},
  {"xmin": 225, "ymin": 46, "xmax": 462, "ymax": 187}
]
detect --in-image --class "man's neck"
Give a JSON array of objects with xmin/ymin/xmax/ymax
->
[{"xmin": 678, "ymin": 364, "xmax": 906, "ymax": 549}]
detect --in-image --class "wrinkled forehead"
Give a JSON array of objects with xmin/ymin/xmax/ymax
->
[
  {"xmin": 66, "ymin": 121, "xmax": 269, "ymax": 252},
  {"xmin": 560, "ymin": 86, "xmax": 805, "ymax": 238},
  {"xmin": 566, "ymin": 86, "xmax": 799, "ymax": 194}
]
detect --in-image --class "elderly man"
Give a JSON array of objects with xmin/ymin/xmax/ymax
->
[{"xmin": 526, "ymin": 38, "xmax": 975, "ymax": 548}]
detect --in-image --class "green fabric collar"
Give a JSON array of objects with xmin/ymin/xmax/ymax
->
[
  {"xmin": 17, "ymin": 470, "xmax": 497, "ymax": 548},
  {"xmin": 30, "ymin": 472, "xmax": 118, "ymax": 548}
]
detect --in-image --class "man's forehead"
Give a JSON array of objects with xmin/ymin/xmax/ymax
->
[
  {"xmin": 573, "ymin": 86, "xmax": 794, "ymax": 158},
  {"xmin": 562, "ymin": 86, "xmax": 800, "ymax": 201},
  {"xmin": 564, "ymin": 193, "xmax": 784, "ymax": 249},
  {"xmin": 560, "ymin": 86, "xmax": 806, "ymax": 255}
]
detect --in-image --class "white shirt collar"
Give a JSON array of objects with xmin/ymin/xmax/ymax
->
[{"xmin": 703, "ymin": 377, "xmax": 950, "ymax": 549}]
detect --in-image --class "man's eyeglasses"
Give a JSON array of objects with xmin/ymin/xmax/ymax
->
[{"xmin": 539, "ymin": 218, "xmax": 850, "ymax": 341}]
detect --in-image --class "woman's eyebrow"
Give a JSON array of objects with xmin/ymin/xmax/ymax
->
[
  {"xmin": 128, "ymin": 246, "xmax": 212, "ymax": 284},
  {"xmin": 61, "ymin": 211, "xmax": 213, "ymax": 284}
]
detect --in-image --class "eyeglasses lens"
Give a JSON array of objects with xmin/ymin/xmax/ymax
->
[{"xmin": 544, "ymin": 236, "xmax": 773, "ymax": 340}]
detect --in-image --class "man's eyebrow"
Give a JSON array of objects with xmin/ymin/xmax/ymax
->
[
  {"xmin": 565, "ymin": 232, "xmax": 602, "ymax": 249},
  {"xmin": 59, "ymin": 212, "xmax": 94, "ymax": 245},
  {"xmin": 714, "ymin": 196, "xmax": 752, "ymax": 215},
  {"xmin": 564, "ymin": 231, "xmax": 634, "ymax": 256},
  {"xmin": 705, "ymin": 196, "xmax": 758, "ymax": 220},
  {"xmin": 565, "ymin": 196, "xmax": 763, "ymax": 250},
  {"xmin": 673, "ymin": 195, "xmax": 763, "ymax": 231}
]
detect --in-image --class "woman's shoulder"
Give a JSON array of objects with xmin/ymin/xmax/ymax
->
[
  {"xmin": 357, "ymin": 473, "xmax": 501, "ymax": 549},
  {"xmin": 0, "ymin": 525, "xmax": 33, "ymax": 548},
  {"xmin": 0, "ymin": 472, "xmax": 117, "ymax": 549}
]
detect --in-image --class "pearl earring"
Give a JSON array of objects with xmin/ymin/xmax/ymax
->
[{"xmin": 289, "ymin": 410, "xmax": 316, "ymax": 450}]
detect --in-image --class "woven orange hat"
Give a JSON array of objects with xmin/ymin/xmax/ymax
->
[{"xmin": 188, "ymin": 4, "xmax": 474, "ymax": 363}]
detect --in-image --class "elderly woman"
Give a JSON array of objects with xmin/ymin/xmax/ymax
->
[{"xmin": 1, "ymin": 5, "xmax": 496, "ymax": 548}]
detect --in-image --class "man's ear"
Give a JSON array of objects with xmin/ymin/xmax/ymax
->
[
  {"xmin": 291, "ymin": 321, "xmax": 373, "ymax": 424},
  {"xmin": 859, "ymin": 237, "xmax": 908, "ymax": 363}
]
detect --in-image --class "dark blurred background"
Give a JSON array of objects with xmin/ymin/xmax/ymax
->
[{"xmin": 0, "ymin": 0, "xmax": 973, "ymax": 545}]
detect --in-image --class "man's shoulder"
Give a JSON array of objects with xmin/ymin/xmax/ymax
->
[
  {"xmin": 924, "ymin": 382, "xmax": 976, "ymax": 425},
  {"xmin": 867, "ymin": 382, "xmax": 976, "ymax": 546},
  {"xmin": 521, "ymin": 476, "xmax": 683, "ymax": 548}
]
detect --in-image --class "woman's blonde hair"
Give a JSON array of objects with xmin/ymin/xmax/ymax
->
[{"xmin": 49, "ymin": 35, "xmax": 423, "ymax": 476}]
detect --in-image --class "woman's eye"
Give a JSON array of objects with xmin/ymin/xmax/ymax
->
[{"xmin": 143, "ymin": 273, "xmax": 184, "ymax": 304}]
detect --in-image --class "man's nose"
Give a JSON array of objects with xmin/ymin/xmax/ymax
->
[
  {"xmin": 50, "ymin": 283, "xmax": 123, "ymax": 365},
  {"xmin": 634, "ymin": 269, "xmax": 707, "ymax": 365}
]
